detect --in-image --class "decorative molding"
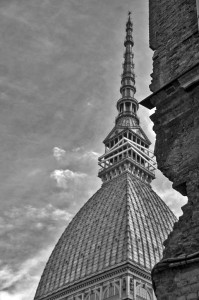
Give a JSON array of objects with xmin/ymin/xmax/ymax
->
[{"xmin": 37, "ymin": 263, "xmax": 151, "ymax": 300}]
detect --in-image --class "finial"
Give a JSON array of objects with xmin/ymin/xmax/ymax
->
[{"xmin": 127, "ymin": 11, "xmax": 132, "ymax": 26}]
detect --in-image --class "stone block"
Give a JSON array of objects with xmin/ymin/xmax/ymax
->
[
  {"xmin": 187, "ymin": 293, "xmax": 198, "ymax": 300},
  {"xmin": 176, "ymin": 296, "xmax": 186, "ymax": 300},
  {"xmin": 149, "ymin": 0, "xmax": 199, "ymax": 92},
  {"xmin": 176, "ymin": 280, "xmax": 189, "ymax": 288},
  {"xmin": 190, "ymin": 282, "xmax": 199, "ymax": 291},
  {"xmin": 160, "ymin": 295, "xmax": 176, "ymax": 300}
]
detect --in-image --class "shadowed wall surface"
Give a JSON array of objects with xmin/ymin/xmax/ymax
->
[{"xmin": 141, "ymin": 1, "xmax": 199, "ymax": 299}]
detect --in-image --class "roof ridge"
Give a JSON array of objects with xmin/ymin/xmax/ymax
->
[{"xmin": 126, "ymin": 173, "xmax": 132, "ymax": 261}]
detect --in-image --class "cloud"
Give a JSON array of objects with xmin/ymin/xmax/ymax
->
[
  {"xmin": 83, "ymin": 151, "xmax": 99, "ymax": 159},
  {"xmin": 72, "ymin": 147, "xmax": 84, "ymax": 153},
  {"xmin": 73, "ymin": 148, "xmax": 100, "ymax": 160},
  {"xmin": 53, "ymin": 146, "xmax": 66, "ymax": 161},
  {"xmin": 152, "ymin": 170, "xmax": 187, "ymax": 218},
  {"xmin": 53, "ymin": 147, "xmax": 99, "ymax": 165},
  {"xmin": 51, "ymin": 169, "xmax": 87, "ymax": 189},
  {"xmin": 156, "ymin": 188, "xmax": 187, "ymax": 218},
  {"xmin": 0, "ymin": 205, "xmax": 72, "ymax": 299},
  {"xmin": 0, "ymin": 246, "xmax": 54, "ymax": 300},
  {"xmin": 24, "ymin": 204, "xmax": 72, "ymax": 221},
  {"xmin": 0, "ymin": 292, "xmax": 26, "ymax": 300}
]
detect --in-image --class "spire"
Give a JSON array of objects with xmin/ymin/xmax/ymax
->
[
  {"xmin": 126, "ymin": 11, "xmax": 133, "ymax": 31},
  {"xmin": 98, "ymin": 13, "xmax": 157, "ymax": 185},
  {"xmin": 116, "ymin": 12, "xmax": 139, "ymax": 126}
]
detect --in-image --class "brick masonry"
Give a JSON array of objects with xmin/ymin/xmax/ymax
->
[
  {"xmin": 141, "ymin": 1, "xmax": 199, "ymax": 299},
  {"xmin": 153, "ymin": 263, "xmax": 199, "ymax": 300},
  {"xmin": 149, "ymin": 0, "xmax": 199, "ymax": 92}
]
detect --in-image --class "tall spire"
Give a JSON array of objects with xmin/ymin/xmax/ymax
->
[
  {"xmin": 116, "ymin": 11, "xmax": 139, "ymax": 126},
  {"xmin": 98, "ymin": 13, "xmax": 156, "ymax": 185},
  {"xmin": 121, "ymin": 11, "xmax": 136, "ymax": 96}
]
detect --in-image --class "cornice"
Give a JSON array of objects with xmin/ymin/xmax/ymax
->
[{"xmin": 36, "ymin": 261, "xmax": 151, "ymax": 300}]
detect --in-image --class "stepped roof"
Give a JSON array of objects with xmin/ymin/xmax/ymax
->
[{"xmin": 35, "ymin": 172, "xmax": 176, "ymax": 300}]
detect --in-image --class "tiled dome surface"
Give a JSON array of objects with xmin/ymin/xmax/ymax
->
[{"xmin": 35, "ymin": 172, "xmax": 177, "ymax": 300}]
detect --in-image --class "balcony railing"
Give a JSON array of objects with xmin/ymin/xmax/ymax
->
[{"xmin": 98, "ymin": 137, "xmax": 156, "ymax": 174}]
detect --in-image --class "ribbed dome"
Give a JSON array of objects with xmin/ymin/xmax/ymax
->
[
  {"xmin": 116, "ymin": 116, "xmax": 139, "ymax": 127},
  {"xmin": 35, "ymin": 172, "xmax": 176, "ymax": 300}
]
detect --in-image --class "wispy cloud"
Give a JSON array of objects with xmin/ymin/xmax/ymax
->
[
  {"xmin": 0, "ymin": 246, "xmax": 54, "ymax": 300},
  {"xmin": 0, "ymin": 205, "xmax": 72, "ymax": 298},
  {"xmin": 72, "ymin": 148, "xmax": 100, "ymax": 160},
  {"xmin": 53, "ymin": 146, "xmax": 66, "ymax": 161},
  {"xmin": 52, "ymin": 146, "xmax": 100, "ymax": 174},
  {"xmin": 51, "ymin": 169, "xmax": 87, "ymax": 189}
]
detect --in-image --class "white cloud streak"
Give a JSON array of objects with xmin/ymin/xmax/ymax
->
[
  {"xmin": 71, "ymin": 148, "xmax": 100, "ymax": 160},
  {"xmin": 0, "ymin": 205, "xmax": 73, "ymax": 299},
  {"xmin": 53, "ymin": 147, "xmax": 99, "ymax": 165},
  {"xmin": 0, "ymin": 247, "xmax": 54, "ymax": 300},
  {"xmin": 51, "ymin": 169, "xmax": 87, "ymax": 189},
  {"xmin": 53, "ymin": 147, "xmax": 66, "ymax": 161}
]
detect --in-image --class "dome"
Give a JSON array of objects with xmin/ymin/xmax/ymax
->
[
  {"xmin": 34, "ymin": 172, "xmax": 176, "ymax": 300},
  {"xmin": 116, "ymin": 115, "xmax": 139, "ymax": 127}
]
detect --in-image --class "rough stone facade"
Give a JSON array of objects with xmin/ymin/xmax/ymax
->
[
  {"xmin": 149, "ymin": 0, "xmax": 199, "ymax": 92},
  {"xmin": 141, "ymin": 1, "xmax": 199, "ymax": 299},
  {"xmin": 150, "ymin": 66, "xmax": 199, "ymax": 196}
]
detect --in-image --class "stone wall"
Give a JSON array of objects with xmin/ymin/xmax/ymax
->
[
  {"xmin": 149, "ymin": 0, "xmax": 199, "ymax": 92},
  {"xmin": 148, "ymin": 68, "xmax": 199, "ymax": 300},
  {"xmin": 141, "ymin": 1, "xmax": 199, "ymax": 299},
  {"xmin": 153, "ymin": 263, "xmax": 199, "ymax": 300},
  {"xmin": 150, "ymin": 66, "xmax": 199, "ymax": 195}
]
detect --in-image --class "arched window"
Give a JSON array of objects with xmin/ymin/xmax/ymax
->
[
  {"xmin": 136, "ymin": 284, "xmax": 151, "ymax": 300},
  {"xmin": 103, "ymin": 284, "xmax": 119, "ymax": 299},
  {"xmin": 85, "ymin": 291, "xmax": 100, "ymax": 300}
]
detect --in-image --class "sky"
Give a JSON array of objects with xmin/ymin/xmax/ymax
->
[{"xmin": 0, "ymin": 1, "xmax": 187, "ymax": 300}]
